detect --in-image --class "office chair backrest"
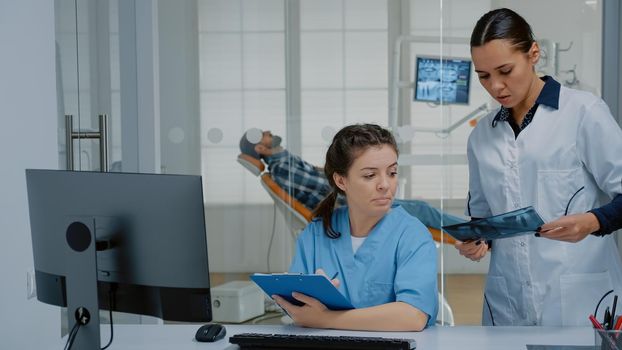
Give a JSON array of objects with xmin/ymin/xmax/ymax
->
[{"xmin": 437, "ymin": 292, "xmax": 455, "ymax": 326}]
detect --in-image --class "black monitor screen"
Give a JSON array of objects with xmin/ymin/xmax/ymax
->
[
  {"xmin": 414, "ymin": 56, "xmax": 471, "ymax": 104},
  {"xmin": 26, "ymin": 170, "xmax": 212, "ymax": 323}
]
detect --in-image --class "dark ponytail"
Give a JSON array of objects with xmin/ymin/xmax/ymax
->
[
  {"xmin": 313, "ymin": 124, "xmax": 398, "ymax": 239},
  {"xmin": 470, "ymin": 8, "xmax": 535, "ymax": 53},
  {"xmin": 314, "ymin": 191, "xmax": 340, "ymax": 238}
]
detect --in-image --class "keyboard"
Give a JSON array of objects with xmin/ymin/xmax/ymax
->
[{"xmin": 229, "ymin": 333, "xmax": 416, "ymax": 349}]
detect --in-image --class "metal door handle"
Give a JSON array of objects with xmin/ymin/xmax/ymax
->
[{"xmin": 65, "ymin": 114, "xmax": 109, "ymax": 172}]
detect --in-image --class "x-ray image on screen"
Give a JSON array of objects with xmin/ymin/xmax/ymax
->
[{"xmin": 414, "ymin": 56, "xmax": 472, "ymax": 104}]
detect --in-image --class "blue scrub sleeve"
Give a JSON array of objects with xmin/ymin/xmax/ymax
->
[{"xmin": 393, "ymin": 230, "xmax": 439, "ymax": 327}]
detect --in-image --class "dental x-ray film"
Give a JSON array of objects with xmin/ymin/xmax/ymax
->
[{"xmin": 442, "ymin": 206, "xmax": 545, "ymax": 242}]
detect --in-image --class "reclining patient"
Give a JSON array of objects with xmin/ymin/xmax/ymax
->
[{"xmin": 239, "ymin": 128, "xmax": 465, "ymax": 231}]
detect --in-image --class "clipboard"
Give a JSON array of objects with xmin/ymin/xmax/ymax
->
[
  {"xmin": 442, "ymin": 206, "xmax": 545, "ymax": 241},
  {"xmin": 250, "ymin": 273, "xmax": 355, "ymax": 310}
]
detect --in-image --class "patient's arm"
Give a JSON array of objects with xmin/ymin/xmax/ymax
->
[
  {"xmin": 273, "ymin": 294, "xmax": 428, "ymax": 332},
  {"xmin": 395, "ymin": 199, "xmax": 466, "ymax": 230}
]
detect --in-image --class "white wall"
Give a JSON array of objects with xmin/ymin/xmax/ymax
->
[
  {"xmin": 494, "ymin": 0, "xmax": 603, "ymax": 95},
  {"xmin": 0, "ymin": 0, "xmax": 60, "ymax": 347},
  {"xmin": 206, "ymin": 205, "xmax": 296, "ymax": 273},
  {"xmin": 158, "ymin": 0, "xmax": 202, "ymax": 176}
]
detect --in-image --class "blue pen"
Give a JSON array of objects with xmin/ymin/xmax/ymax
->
[{"xmin": 329, "ymin": 271, "xmax": 339, "ymax": 280}]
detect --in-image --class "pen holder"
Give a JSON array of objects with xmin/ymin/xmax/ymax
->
[{"xmin": 595, "ymin": 329, "xmax": 622, "ymax": 350}]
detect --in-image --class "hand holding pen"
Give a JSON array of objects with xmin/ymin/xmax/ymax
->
[{"xmin": 315, "ymin": 268, "xmax": 341, "ymax": 288}]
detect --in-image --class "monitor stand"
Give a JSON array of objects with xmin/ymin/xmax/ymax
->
[{"xmin": 64, "ymin": 217, "xmax": 101, "ymax": 349}]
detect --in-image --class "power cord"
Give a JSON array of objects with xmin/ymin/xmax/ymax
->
[
  {"xmin": 264, "ymin": 295, "xmax": 281, "ymax": 313},
  {"xmin": 101, "ymin": 285, "xmax": 116, "ymax": 349},
  {"xmin": 64, "ymin": 285, "xmax": 116, "ymax": 350},
  {"xmin": 251, "ymin": 312, "xmax": 285, "ymax": 324},
  {"xmin": 63, "ymin": 322, "xmax": 80, "ymax": 350},
  {"xmin": 65, "ymin": 307, "xmax": 89, "ymax": 350},
  {"xmin": 266, "ymin": 205, "xmax": 277, "ymax": 273}
]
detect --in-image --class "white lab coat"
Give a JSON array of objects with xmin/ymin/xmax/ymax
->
[{"xmin": 466, "ymin": 85, "xmax": 622, "ymax": 326}]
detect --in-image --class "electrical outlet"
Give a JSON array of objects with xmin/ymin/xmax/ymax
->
[{"xmin": 26, "ymin": 268, "xmax": 36, "ymax": 299}]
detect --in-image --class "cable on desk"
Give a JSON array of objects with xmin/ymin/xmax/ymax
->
[{"xmin": 250, "ymin": 312, "xmax": 286, "ymax": 324}]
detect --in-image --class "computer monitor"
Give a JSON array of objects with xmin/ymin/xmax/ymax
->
[
  {"xmin": 414, "ymin": 56, "xmax": 472, "ymax": 104},
  {"xmin": 26, "ymin": 169, "xmax": 212, "ymax": 349}
]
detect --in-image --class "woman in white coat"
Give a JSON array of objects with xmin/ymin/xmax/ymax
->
[{"xmin": 455, "ymin": 8, "xmax": 622, "ymax": 326}]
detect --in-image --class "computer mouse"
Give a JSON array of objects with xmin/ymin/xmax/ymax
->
[{"xmin": 195, "ymin": 323, "xmax": 226, "ymax": 342}]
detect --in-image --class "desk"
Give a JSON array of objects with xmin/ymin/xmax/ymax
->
[{"xmin": 64, "ymin": 324, "xmax": 596, "ymax": 349}]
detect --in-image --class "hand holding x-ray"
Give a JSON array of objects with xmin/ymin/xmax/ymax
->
[{"xmin": 442, "ymin": 206, "xmax": 545, "ymax": 242}]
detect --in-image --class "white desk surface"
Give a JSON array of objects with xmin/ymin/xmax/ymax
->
[{"xmin": 66, "ymin": 324, "xmax": 597, "ymax": 349}]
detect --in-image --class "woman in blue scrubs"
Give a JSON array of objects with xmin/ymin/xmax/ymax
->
[
  {"xmin": 273, "ymin": 124, "xmax": 438, "ymax": 331},
  {"xmin": 456, "ymin": 8, "xmax": 622, "ymax": 326}
]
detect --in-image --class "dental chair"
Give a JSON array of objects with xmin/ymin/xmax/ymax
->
[
  {"xmin": 237, "ymin": 154, "xmax": 312, "ymax": 235},
  {"xmin": 237, "ymin": 154, "xmax": 457, "ymax": 244}
]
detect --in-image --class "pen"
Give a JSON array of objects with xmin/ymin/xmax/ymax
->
[
  {"xmin": 590, "ymin": 314, "xmax": 605, "ymax": 330},
  {"xmin": 329, "ymin": 271, "xmax": 339, "ymax": 280},
  {"xmin": 606, "ymin": 307, "xmax": 612, "ymax": 330},
  {"xmin": 614, "ymin": 316, "xmax": 622, "ymax": 344},
  {"xmin": 612, "ymin": 296, "xmax": 618, "ymax": 330}
]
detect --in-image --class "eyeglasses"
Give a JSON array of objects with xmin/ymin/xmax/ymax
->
[
  {"xmin": 595, "ymin": 289, "xmax": 615, "ymax": 319},
  {"xmin": 594, "ymin": 289, "xmax": 619, "ymax": 330}
]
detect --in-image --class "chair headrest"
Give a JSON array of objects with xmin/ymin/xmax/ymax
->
[{"xmin": 237, "ymin": 154, "xmax": 265, "ymax": 176}]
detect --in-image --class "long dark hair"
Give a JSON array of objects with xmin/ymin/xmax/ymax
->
[
  {"xmin": 313, "ymin": 124, "xmax": 398, "ymax": 239},
  {"xmin": 470, "ymin": 8, "xmax": 535, "ymax": 53}
]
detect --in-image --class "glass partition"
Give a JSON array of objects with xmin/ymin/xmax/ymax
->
[
  {"xmin": 55, "ymin": 0, "xmax": 122, "ymax": 173},
  {"xmin": 150, "ymin": 0, "xmax": 610, "ymax": 327},
  {"xmin": 54, "ymin": 0, "xmax": 607, "ymax": 328}
]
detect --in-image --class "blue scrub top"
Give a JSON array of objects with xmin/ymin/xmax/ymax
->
[{"xmin": 289, "ymin": 204, "xmax": 438, "ymax": 327}]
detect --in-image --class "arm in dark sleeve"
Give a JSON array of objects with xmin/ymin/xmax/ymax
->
[
  {"xmin": 589, "ymin": 194, "xmax": 622, "ymax": 236},
  {"xmin": 576, "ymin": 101, "xmax": 622, "ymax": 237}
]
